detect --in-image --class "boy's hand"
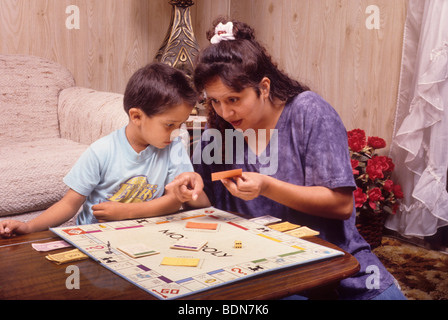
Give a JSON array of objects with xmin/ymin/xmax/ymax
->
[
  {"xmin": 92, "ymin": 201, "xmax": 128, "ymax": 222},
  {"xmin": 166, "ymin": 172, "xmax": 204, "ymax": 203},
  {"xmin": 0, "ymin": 220, "xmax": 30, "ymax": 238}
]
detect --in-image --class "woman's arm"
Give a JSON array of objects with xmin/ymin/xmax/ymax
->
[{"xmin": 221, "ymin": 172, "xmax": 353, "ymax": 220}]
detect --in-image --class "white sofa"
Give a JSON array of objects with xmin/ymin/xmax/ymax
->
[{"xmin": 0, "ymin": 54, "xmax": 127, "ymax": 224}]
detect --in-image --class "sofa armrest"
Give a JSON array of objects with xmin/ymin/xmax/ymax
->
[{"xmin": 58, "ymin": 87, "xmax": 128, "ymax": 145}]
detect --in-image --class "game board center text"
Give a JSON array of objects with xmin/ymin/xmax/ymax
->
[{"xmin": 158, "ymin": 229, "xmax": 232, "ymax": 257}]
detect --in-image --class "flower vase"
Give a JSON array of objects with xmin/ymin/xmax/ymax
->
[
  {"xmin": 154, "ymin": 0, "xmax": 200, "ymax": 78},
  {"xmin": 355, "ymin": 211, "xmax": 386, "ymax": 249}
]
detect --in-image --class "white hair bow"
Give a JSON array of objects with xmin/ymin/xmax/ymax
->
[{"xmin": 210, "ymin": 22, "xmax": 235, "ymax": 44}]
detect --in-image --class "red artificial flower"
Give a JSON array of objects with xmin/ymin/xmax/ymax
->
[
  {"xmin": 385, "ymin": 157, "xmax": 395, "ymax": 172},
  {"xmin": 347, "ymin": 129, "xmax": 367, "ymax": 152},
  {"xmin": 354, "ymin": 187, "xmax": 367, "ymax": 208},
  {"xmin": 366, "ymin": 158, "xmax": 384, "ymax": 180},
  {"xmin": 368, "ymin": 187, "xmax": 384, "ymax": 201},
  {"xmin": 349, "ymin": 128, "xmax": 402, "ymax": 217},
  {"xmin": 392, "ymin": 203, "xmax": 400, "ymax": 214},
  {"xmin": 368, "ymin": 187, "xmax": 384, "ymax": 210},
  {"xmin": 351, "ymin": 159, "xmax": 360, "ymax": 175},
  {"xmin": 383, "ymin": 179, "xmax": 394, "ymax": 192},
  {"xmin": 367, "ymin": 136, "xmax": 386, "ymax": 149},
  {"xmin": 375, "ymin": 155, "xmax": 395, "ymax": 172},
  {"xmin": 393, "ymin": 184, "xmax": 404, "ymax": 199}
]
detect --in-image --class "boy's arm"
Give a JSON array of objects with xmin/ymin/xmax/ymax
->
[
  {"xmin": 27, "ymin": 189, "xmax": 86, "ymax": 232},
  {"xmin": 91, "ymin": 172, "xmax": 212, "ymax": 221},
  {"xmin": 0, "ymin": 189, "xmax": 85, "ymax": 237},
  {"xmin": 92, "ymin": 193, "xmax": 184, "ymax": 221},
  {"xmin": 91, "ymin": 191, "xmax": 210, "ymax": 222}
]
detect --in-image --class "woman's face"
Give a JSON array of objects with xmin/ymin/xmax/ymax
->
[{"xmin": 204, "ymin": 77, "xmax": 271, "ymax": 132}]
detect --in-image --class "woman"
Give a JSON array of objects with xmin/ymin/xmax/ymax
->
[{"xmin": 168, "ymin": 18, "xmax": 405, "ymax": 300}]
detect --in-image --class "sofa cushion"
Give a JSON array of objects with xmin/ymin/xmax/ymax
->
[
  {"xmin": 58, "ymin": 87, "xmax": 128, "ymax": 145},
  {"xmin": 0, "ymin": 138, "xmax": 87, "ymax": 217},
  {"xmin": 0, "ymin": 55, "xmax": 75, "ymax": 144}
]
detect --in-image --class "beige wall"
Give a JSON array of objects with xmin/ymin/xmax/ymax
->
[
  {"xmin": 0, "ymin": 0, "xmax": 172, "ymax": 93},
  {"xmin": 0, "ymin": 0, "xmax": 406, "ymax": 149}
]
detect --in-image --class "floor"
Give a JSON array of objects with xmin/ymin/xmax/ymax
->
[{"xmin": 373, "ymin": 234, "xmax": 448, "ymax": 300}]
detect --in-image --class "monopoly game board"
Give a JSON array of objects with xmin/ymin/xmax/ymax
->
[{"xmin": 50, "ymin": 207, "xmax": 343, "ymax": 300}]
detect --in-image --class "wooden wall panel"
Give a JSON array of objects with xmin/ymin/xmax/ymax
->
[
  {"xmin": 222, "ymin": 0, "xmax": 407, "ymax": 149},
  {"xmin": 0, "ymin": 0, "xmax": 406, "ymax": 149},
  {"xmin": 0, "ymin": 0, "xmax": 172, "ymax": 93}
]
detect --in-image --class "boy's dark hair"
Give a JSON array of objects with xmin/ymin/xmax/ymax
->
[{"xmin": 124, "ymin": 62, "xmax": 197, "ymax": 116}]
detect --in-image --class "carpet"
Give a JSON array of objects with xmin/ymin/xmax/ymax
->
[{"xmin": 373, "ymin": 236, "xmax": 448, "ymax": 300}]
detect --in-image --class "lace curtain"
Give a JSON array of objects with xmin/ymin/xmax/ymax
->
[{"xmin": 385, "ymin": 0, "xmax": 448, "ymax": 236}]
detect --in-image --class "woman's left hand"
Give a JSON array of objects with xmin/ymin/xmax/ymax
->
[{"xmin": 221, "ymin": 172, "xmax": 267, "ymax": 201}]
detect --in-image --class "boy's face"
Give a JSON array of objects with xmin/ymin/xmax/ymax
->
[{"xmin": 130, "ymin": 103, "xmax": 193, "ymax": 151}]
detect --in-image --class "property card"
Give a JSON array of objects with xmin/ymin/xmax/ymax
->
[
  {"xmin": 268, "ymin": 221, "xmax": 301, "ymax": 232},
  {"xmin": 117, "ymin": 243, "xmax": 160, "ymax": 258},
  {"xmin": 285, "ymin": 226, "xmax": 320, "ymax": 238},
  {"xmin": 211, "ymin": 169, "xmax": 243, "ymax": 181},
  {"xmin": 249, "ymin": 215, "xmax": 282, "ymax": 226},
  {"xmin": 170, "ymin": 238, "xmax": 208, "ymax": 251},
  {"xmin": 161, "ymin": 257, "xmax": 200, "ymax": 267},
  {"xmin": 185, "ymin": 221, "xmax": 218, "ymax": 230}
]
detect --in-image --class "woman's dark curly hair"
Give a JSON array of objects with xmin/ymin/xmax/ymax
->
[{"xmin": 194, "ymin": 17, "xmax": 309, "ymax": 135}]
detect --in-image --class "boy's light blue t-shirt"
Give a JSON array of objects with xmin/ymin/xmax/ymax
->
[{"xmin": 64, "ymin": 126, "xmax": 193, "ymax": 225}]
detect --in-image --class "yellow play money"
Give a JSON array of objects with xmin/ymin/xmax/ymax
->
[{"xmin": 46, "ymin": 249, "xmax": 88, "ymax": 265}]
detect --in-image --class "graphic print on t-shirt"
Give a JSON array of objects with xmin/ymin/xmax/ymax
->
[{"xmin": 107, "ymin": 175, "xmax": 158, "ymax": 203}]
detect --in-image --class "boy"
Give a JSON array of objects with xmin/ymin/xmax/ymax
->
[{"xmin": 1, "ymin": 63, "xmax": 198, "ymax": 237}]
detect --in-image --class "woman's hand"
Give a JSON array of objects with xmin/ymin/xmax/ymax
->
[
  {"xmin": 221, "ymin": 172, "xmax": 267, "ymax": 201},
  {"xmin": 222, "ymin": 172, "xmax": 353, "ymax": 220}
]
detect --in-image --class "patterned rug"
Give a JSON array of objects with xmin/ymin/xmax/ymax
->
[{"xmin": 373, "ymin": 236, "xmax": 448, "ymax": 300}]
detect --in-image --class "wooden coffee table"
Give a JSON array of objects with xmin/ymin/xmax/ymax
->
[{"xmin": 0, "ymin": 229, "xmax": 359, "ymax": 300}]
